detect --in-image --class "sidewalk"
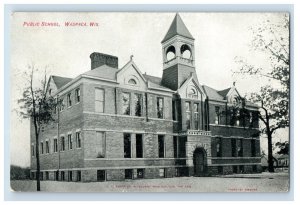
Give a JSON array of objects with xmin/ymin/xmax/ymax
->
[{"xmin": 217, "ymin": 171, "xmax": 289, "ymax": 179}]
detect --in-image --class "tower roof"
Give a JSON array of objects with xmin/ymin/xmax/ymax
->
[{"xmin": 161, "ymin": 13, "xmax": 194, "ymax": 43}]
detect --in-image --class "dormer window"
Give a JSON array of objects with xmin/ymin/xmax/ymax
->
[{"xmin": 128, "ymin": 79, "xmax": 137, "ymax": 85}]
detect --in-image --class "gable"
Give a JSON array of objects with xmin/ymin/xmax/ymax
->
[
  {"xmin": 227, "ymin": 87, "xmax": 242, "ymax": 105},
  {"xmin": 116, "ymin": 61, "xmax": 147, "ymax": 91},
  {"xmin": 177, "ymin": 75, "xmax": 206, "ymax": 101},
  {"xmin": 46, "ymin": 76, "xmax": 58, "ymax": 97}
]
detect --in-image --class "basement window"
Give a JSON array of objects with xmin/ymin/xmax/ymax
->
[
  {"xmin": 137, "ymin": 169, "xmax": 144, "ymax": 179},
  {"xmin": 97, "ymin": 170, "xmax": 106, "ymax": 181}
]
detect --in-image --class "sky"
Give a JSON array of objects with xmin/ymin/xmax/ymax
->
[{"xmin": 10, "ymin": 12, "xmax": 289, "ymax": 167}]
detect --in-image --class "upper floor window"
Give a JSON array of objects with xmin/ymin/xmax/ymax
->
[
  {"xmin": 215, "ymin": 106, "xmax": 220, "ymax": 125},
  {"xmin": 157, "ymin": 97, "xmax": 164, "ymax": 119},
  {"xmin": 67, "ymin": 93, "xmax": 72, "ymax": 107},
  {"xmin": 31, "ymin": 144, "xmax": 35, "ymax": 157},
  {"xmin": 134, "ymin": 93, "xmax": 142, "ymax": 117},
  {"xmin": 61, "ymin": 136, "xmax": 65, "ymax": 151},
  {"xmin": 68, "ymin": 134, "xmax": 72, "ymax": 150},
  {"xmin": 128, "ymin": 79, "xmax": 137, "ymax": 85},
  {"xmin": 95, "ymin": 88, "xmax": 104, "ymax": 113},
  {"xmin": 172, "ymin": 100, "xmax": 177, "ymax": 121},
  {"xmin": 45, "ymin": 140, "xmax": 50, "ymax": 154},
  {"xmin": 49, "ymin": 89, "xmax": 52, "ymax": 96},
  {"xmin": 53, "ymin": 138, "xmax": 58, "ymax": 153},
  {"xmin": 59, "ymin": 98, "xmax": 65, "ymax": 111},
  {"xmin": 76, "ymin": 131, "xmax": 81, "ymax": 148},
  {"xmin": 75, "ymin": 88, "xmax": 80, "ymax": 103},
  {"xmin": 188, "ymin": 88, "xmax": 197, "ymax": 99},
  {"xmin": 40, "ymin": 142, "xmax": 44, "ymax": 154},
  {"xmin": 185, "ymin": 102, "xmax": 191, "ymax": 129},
  {"xmin": 193, "ymin": 103, "xmax": 199, "ymax": 130},
  {"xmin": 122, "ymin": 93, "xmax": 130, "ymax": 115}
]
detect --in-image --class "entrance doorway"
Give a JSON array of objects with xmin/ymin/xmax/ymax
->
[{"xmin": 193, "ymin": 148, "xmax": 207, "ymax": 176}]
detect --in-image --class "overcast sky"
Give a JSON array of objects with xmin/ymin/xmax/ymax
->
[{"xmin": 10, "ymin": 12, "xmax": 288, "ymax": 167}]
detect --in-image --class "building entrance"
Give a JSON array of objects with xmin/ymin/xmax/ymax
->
[{"xmin": 193, "ymin": 148, "xmax": 207, "ymax": 176}]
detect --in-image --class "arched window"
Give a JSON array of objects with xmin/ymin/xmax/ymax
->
[
  {"xmin": 128, "ymin": 79, "xmax": 137, "ymax": 85},
  {"xmin": 181, "ymin": 44, "xmax": 192, "ymax": 59},
  {"xmin": 188, "ymin": 88, "xmax": 198, "ymax": 99},
  {"xmin": 166, "ymin": 46, "xmax": 176, "ymax": 61}
]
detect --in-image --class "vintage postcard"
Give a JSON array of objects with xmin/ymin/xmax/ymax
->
[{"xmin": 10, "ymin": 12, "xmax": 290, "ymax": 192}]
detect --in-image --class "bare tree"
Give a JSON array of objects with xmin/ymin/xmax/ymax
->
[
  {"xmin": 18, "ymin": 64, "xmax": 56, "ymax": 191},
  {"xmin": 234, "ymin": 14, "xmax": 289, "ymax": 172}
]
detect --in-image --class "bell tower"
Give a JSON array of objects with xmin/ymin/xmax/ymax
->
[{"xmin": 161, "ymin": 13, "xmax": 197, "ymax": 91}]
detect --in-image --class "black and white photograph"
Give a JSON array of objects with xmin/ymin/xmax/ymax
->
[{"xmin": 9, "ymin": 12, "xmax": 290, "ymax": 192}]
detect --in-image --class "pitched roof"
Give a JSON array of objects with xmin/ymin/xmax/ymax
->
[
  {"xmin": 52, "ymin": 75, "xmax": 73, "ymax": 89},
  {"xmin": 202, "ymin": 85, "xmax": 224, "ymax": 101},
  {"xmin": 218, "ymin": 88, "xmax": 231, "ymax": 98},
  {"xmin": 161, "ymin": 13, "xmax": 194, "ymax": 43},
  {"xmin": 83, "ymin": 65, "xmax": 117, "ymax": 80},
  {"xmin": 143, "ymin": 74, "xmax": 173, "ymax": 91}
]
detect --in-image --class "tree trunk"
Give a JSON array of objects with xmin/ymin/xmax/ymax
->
[
  {"xmin": 267, "ymin": 133, "xmax": 274, "ymax": 172},
  {"xmin": 34, "ymin": 122, "xmax": 41, "ymax": 191}
]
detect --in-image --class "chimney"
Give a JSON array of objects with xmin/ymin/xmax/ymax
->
[{"xmin": 90, "ymin": 52, "xmax": 118, "ymax": 70}]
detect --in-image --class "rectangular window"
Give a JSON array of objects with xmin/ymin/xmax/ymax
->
[
  {"xmin": 231, "ymin": 139, "xmax": 236, "ymax": 157},
  {"xmin": 55, "ymin": 171, "xmax": 59, "ymax": 181},
  {"xmin": 67, "ymin": 93, "xmax": 72, "ymax": 107},
  {"xmin": 193, "ymin": 103, "xmax": 199, "ymax": 130},
  {"xmin": 45, "ymin": 171, "xmax": 49, "ymax": 180},
  {"xmin": 95, "ymin": 88, "xmax": 104, "ymax": 113},
  {"xmin": 159, "ymin": 168, "xmax": 166, "ymax": 178},
  {"xmin": 237, "ymin": 139, "xmax": 243, "ymax": 157},
  {"xmin": 97, "ymin": 170, "xmax": 106, "ymax": 181},
  {"xmin": 61, "ymin": 136, "xmax": 65, "ymax": 151},
  {"xmin": 53, "ymin": 138, "xmax": 58, "ymax": 153},
  {"xmin": 185, "ymin": 102, "xmax": 191, "ymax": 129},
  {"xmin": 96, "ymin": 132, "xmax": 106, "ymax": 158},
  {"xmin": 124, "ymin": 133, "xmax": 131, "ymax": 158},
  {"xmin": 215, "ymin": 106, "xmax": 220, "ymax": 125},
  {"xmin": 236, "ymin": 110, "xmax": 240, "ymax": 126},
  {"xmin": 216, "ymin": 138, "xmax": 222, "ymax": 157},
  {"xmin": 136, "ymin": 134, "xmax": 143, "ymax": 158},
  {"xmin": 178, "ymin": 136, "xmax": 187, "ymax": 158},
  {"xmin": 75, "ymin": 88, "xmax": 80, "ymax": 103},
  {"xmin": 59, "ymin": 98, "xmax": 65, "ymax": 111},
  {"xmin": 31, "ymin": 144, "xmax": 35, "ymax": 157},
  {"xmin": 68, "ymin": 134, "xmax": 72, "ymax": 150},
  {"xmin": 239, "ymin": 165, "xmax": 244, "ymax": 173},
  {"xmin": 68, "ymin": 171, "xmax": 73, "ymax": 181},
  {"xmin": 137, "ymin": 169, "xmax": 144, "ymax": 179},
  {"xmin": 251, "ymin": 139, "xmax": 256, "ymax": 157},
  {"xmin": 122, "ymin": 92, "xmax": 130, "ymax": 115},
  {"xmin": 172, "ymin": 100, "xmax": 177, "ymax": 121},
  {"xmin": 45, "ymin": 140, "xmax": 49, "ymax": 154},
  {"xmin": 125, "ymin": 169, "xmax": 133, "ymax": 179},
  {"xmin": 157, "ymin": 97, "xmax": 164, "ymax": 118},
  {"xmin": 134, "ymin": 93, "xmax": 142, "ymax": 116},
  {"xmin": 77, "ymin": 171, "xmax": 81, "ymax": 181},
  {"xmin": 61, "ymin": 171, "xmax": 65, "ymax": 181},
  {"xmin": 40, "ymin": 142, "xmax": 44, "ymax": 154},
  {"xmin": 173, "ymin": 136, "xmax": 177, "ymax": 158},
  {"xmin": 158, "ymin": 135, "xmax": 165, "ymax": 158},
  {"xmin": 76, "ymin": 131, "xmax": 81, "ymax": 148}
]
